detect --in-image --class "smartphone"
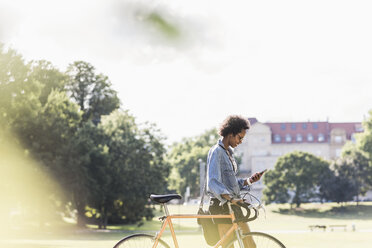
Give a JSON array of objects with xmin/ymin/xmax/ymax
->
[{"xmin": 259, "ymin": 169, "xmax": 268, "ymax": 176}]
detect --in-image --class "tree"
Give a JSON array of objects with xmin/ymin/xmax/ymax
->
[
  {"xmin": 1, "ymin": 45, "xmax": 170, "ymax": 228},
  {"xmin": 29, "ymin": 60, "xmax": 67, "ymax": 105},
  {"xmin": 66, "ymin": 61, "xmax": 120, "ymax": 123},
  {"xmin": 263, "ymin": 151, "xmax": 330, "ymax": 207},
  {"xmin": 0, "ymin": 44, "xmax": 35, "ymax": 134},
  {"xmin": 63, "ymin": 60, "xmax": 121, "ymax": 226},
  {"xmin": 92, "ymin": 111, "xmax": 170, "ymax": 226},
  {"xmin": 0, "ymin": 45, "xmax": 83, "ymax": 227},
  {"xmin": 0, "ymin": 45, "xmax": 70, "ymax": 148},
  {"xmin": 341, "ymin": 145, "xmax": 371, "ymax": 203},
  {"xmin": 318, "ymin": 113, "xmax": 372, "ymax": 205},
  {"xmin": 167, "ymin": 128, "xmax": 219, "ymax": 198},
  {"xmin": 29, "ymin": 90, "xmax": 87, "ymax": 225},
  {"xmin": 359, "ymin": 110, "xmax": 372, "ymax": 157},
  {"xmin": 358, "ymin": 110, "xmax": 372, "ymax": 187},
  {"xmin": 320, "ymin": 141, "xmax": 372, "ymax": 205},
  {"xmin": 62, "ymin": 122, "xmax": 104, "ymax": 227},
  {"xmin": 319, "ymin": 159, "xmax": 358, "ymax": 204}
]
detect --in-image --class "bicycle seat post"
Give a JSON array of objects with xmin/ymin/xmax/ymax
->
[{"xmin": 162, "ymin": 203, "xmax": 170, "ymax": 216}]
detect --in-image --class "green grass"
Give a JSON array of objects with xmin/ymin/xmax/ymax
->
[{"xmin": 1, "ymin": 202, "xmax": 372, "ymax": 248}]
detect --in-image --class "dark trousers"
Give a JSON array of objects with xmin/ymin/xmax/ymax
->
[{"xmin": 208, "ymin": 198, "xmax": 245, "ymax": 224}]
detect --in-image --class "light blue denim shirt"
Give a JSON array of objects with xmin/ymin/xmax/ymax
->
[{"xmin": 207, "ymin": 139, "xmax": 249, "ymax": 205}]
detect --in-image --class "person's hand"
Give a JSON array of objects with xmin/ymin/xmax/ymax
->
[
  {"xmin": 230, "ymin": 198, "xmax": 244, "ymax": 205},
  {"xmin": 223, "ymin": 194, "xmax": 244, "ymax": 205},
  {"xmin": 249, "ymin": 169, "xmax": 267, "ymax": 184}
]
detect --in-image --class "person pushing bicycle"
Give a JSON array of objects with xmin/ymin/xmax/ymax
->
[
  {"xmin": 112, "ymin": 115, "xmax": 286, "ymax": 248},
  {"xmin": 207, "ymin": 115, "xmax": 266, "ymax": 248}
]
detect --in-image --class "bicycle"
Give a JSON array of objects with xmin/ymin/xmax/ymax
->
[{"xmin": 113, "ymin": 193, "xmax": 286, "ymax": 248}]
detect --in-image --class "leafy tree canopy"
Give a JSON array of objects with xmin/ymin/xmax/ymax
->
[
  {"xmin": 263, "ymin": 151, "xmax": 330, "ymax": 207},
  {"xmin": 0, "ymin": 44, "xmax": 169, "ymax": 228},
  {"xmin": 66, "ymin": 61, "xmax": 120, "ymax": 123}
]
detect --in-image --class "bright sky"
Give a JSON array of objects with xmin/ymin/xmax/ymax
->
[{"xmin": 1, "ymin": 0, "xmax": 371, "ymax": 144}]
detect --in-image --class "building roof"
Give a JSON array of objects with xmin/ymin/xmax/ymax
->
[
  {"xmin": 262, "ymin": 120, "xmax": 363, "ymax": 144},
  {"xmin": 329, "ymin": 122, "xmax": 364, "ymax": 139}
]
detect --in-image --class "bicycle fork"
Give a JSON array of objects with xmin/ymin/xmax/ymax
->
[{"xmin": 235, "ymin": 229, "xmax": 245, "ymax": 248}]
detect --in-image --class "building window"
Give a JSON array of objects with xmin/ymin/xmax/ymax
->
[
  {"xmin": 307, "ymin": 133, "xmax": 314, "ymax": 142},
  {"xmin": 355, "ymin": 124, "xmax": 363, "ymax": 132},
  {"xmin": 312, "ymin": 123, "xmax": 318, "ymax": 129},
  {"xmin": 302, "ymin": 123, "xmax": 307, "ymax": 130},
  {"xmin": 334, "ymin": 135, "xmax": 343, "ymax": 143},
  {"xmin": 318, "ymin": 133, "xmax": 325, "ymax": 142},
  {"xmin": 291, "ymin": 123, "xmax": 296, "ymax": 130},
  {"xmin": 274, "ymin": 134, "xmax": 281, "ymax": 142},
  {"xmin": 296, "ymin": 134, "xmax": 303, "ymax": 142},
  {"xmin": 285, "ymin": 134, "xmax": 292, "ymax": 142},
  {"xmin": 280, "ymin": 124, "xmax": 286, "ymax": 130}
]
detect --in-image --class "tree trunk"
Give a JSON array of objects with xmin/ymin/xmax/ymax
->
[
  {"xmin": 98, "ymin": 206, "xmax": 108, "ymax": 229},
  {"xmin": 76, "ymin": 201, "xmax": 86, "ymax": 227},
  {"xmin": 77, "ymin": 211, "xmax": 86, "ymax": 227},
  {"xmin": 293, "ymin": 191, "xmax": 301, "ymax": 208},
  {"xmin": 102, "ymin": 207, "xmax": 108, "ymax": 229},
  {"xmin": 104, "ymin": 214, "xmax": 108, "ymax": 229}
]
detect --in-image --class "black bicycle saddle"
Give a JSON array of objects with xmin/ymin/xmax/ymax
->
[{"xmin": 150, "ymin": 194, "xmax": 182, "ymax": 204}]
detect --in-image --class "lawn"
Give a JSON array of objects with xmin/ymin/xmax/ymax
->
[{"xmin": 1, "ymin": 202, "xmax": 372, "ymax": 248}]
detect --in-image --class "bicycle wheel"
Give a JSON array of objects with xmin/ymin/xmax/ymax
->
[
  {"xmin": 226, "ymin": 232, "xmax": 286, "ymax": 248},
  {"xmin": 113, "ymin": 233, "xmax": 170, "ymax": 248}
]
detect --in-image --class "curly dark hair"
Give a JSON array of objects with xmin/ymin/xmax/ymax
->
[{"xmin": 218, "ymin": 115, "xmax": 251, "ymax": 137}]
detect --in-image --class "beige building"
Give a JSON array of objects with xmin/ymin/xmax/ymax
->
[{"xmin": 235, "ymin": 118, "xmax": 364, "ymax": 199}]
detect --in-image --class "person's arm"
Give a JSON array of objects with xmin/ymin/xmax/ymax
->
[
  {"xmin": 243, "ymin": 169, "xmax": 267, "ymax": 186},
  {"xmin": 243, "ymin": 177, "xmax": 253, "ymax": 186},
  {"xmin": 207, "ymin": 148, "xmax": 230, "ymax": 203}
]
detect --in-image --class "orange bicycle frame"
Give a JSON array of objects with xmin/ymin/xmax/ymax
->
[{"xmin": 152, "ymin": 210, "xmax": 240, "ymax": 248}]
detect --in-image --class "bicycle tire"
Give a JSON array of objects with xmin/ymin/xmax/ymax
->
[
  {"xmin": 226, "ymin": 232, "xmax": 286, "ymax": 248},
  {"xmin": 113, "ymin": 233, "xmax": 170, "ymax": 248}
]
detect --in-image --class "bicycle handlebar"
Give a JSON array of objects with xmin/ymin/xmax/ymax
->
[{"xmin": 233, "ymin": 201, "xmax": 259, "ymax": 223}]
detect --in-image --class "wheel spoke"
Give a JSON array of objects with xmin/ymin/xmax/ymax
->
[
  {"xmin": 226, "ymin": 232, "xmax": 286, "ymax": 248},
  {"xmin": 113, "ymin": 234, "xmax": 170, "ymax": 248}
]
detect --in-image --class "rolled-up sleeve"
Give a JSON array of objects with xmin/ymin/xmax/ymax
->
[
  {"xmin": 207, "ymin": 148, "xmax": 230, "ymax": 202},
  {"xmin": 237, "ymin": 178, "xmax": 250, "ymax": 191}
]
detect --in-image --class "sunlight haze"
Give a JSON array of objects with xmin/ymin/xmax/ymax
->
[{"xmin": 1, "ymin": 0, "xmax": 371, "ymax": 143}]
